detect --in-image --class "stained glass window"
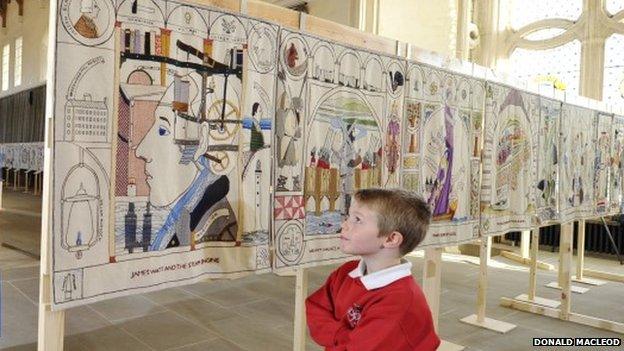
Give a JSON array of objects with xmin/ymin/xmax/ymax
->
[
  {"xmin": 509, "ymin": 40, "xmax": 581, "ymax": 96},
  {"xmin": 606, "ymin": 0, "xmax": 624, "ymax": 16},
  {"xmin": 510, "ymin": 0, "xmax": 582, "ymax": 30},
  {"xmin": 604, "ymin": 34, "xmax": 624, "ymax": 106}
]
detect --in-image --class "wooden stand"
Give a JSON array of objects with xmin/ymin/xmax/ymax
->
[
  {"xmin": 572, "ymin": 219, "xmax": 607, "ymax": 286},
  {"xmin": 513, "ymin": 228, "xmax": 560, "ymax": 308},
  {"xmin": 582, "ymin": 268, "xmax": 624, "ymax": 283},
  {"xmin": 34, "ymin": 172, "xmax": 42, "ymax": 196},
  {"xmin": 23, "ymin": 171, "xmax": 30, "ymax": 193},
  {"xmin": 38, "ymin": 1, "xmax": 65, "ymax": 350},
  {"xmin": 499, "ymin": 229, "xmax": 555, "ymax": 270},
  {"xmin": 546, "ymin": 222, "xmax": 589, "ymax": 294},
  {"xmin": 422, "ymin": 248, "xmax": 465, "ymax": 351},
  {"xmin": 500, "ymin": 251, "xmax": 555, "ymax": 271},
  {"xmin": 520, "ymin": 230, "xmax": 530, "ymax": 259},
  {"xmin": 13, "ymin": 169, "xmax": 19, "ymax": 190},
  {"xmin": 501, "ymin": 222, "xmax": 624, "ymax": 334},
  {"xmin": 293, "ymin": 268, "xmax": 309, "ymax": 351},
  {"xmin": 0, "ymin": 179, "xmax": 3, "ymax": 210},
  {"xmin": 460, "ymin": 236, "xmax": 516, "ymax": 333}
]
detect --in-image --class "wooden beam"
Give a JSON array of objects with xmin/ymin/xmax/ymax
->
[
  {"xmin": 583, "ymin": 269, "xmax": 624, "ymax": 283},
  {"xmin": 500, "ymin": 251, "xmax": 555, "ymax": 271},
  {"xmin": 500, "ymin": 297, "xmax": 624, "ymax": 334},
  {"xmin": 422, "ymin": 248, "xmax": 442, "ymax": 330},
  {"xmin": 293, "ymin": 268, "xmax": 309, "ymax": 351},
  {"xmin": 528, "ymin": 229, "xmax": 538, "ymax": 300},
  {"xmin": 575, "ymin": 220, "xmax": 585, "ymax": 280},
  {"xmin": 559, "ymin": 223, "xmax": 573, "ymax": 320},
  {"xmin": 477, "ymin": 237, "xmax": 490, "ymax": 322},
  {"xmin": 572, "ymin": 220, "xmax": 607, "ymax": 286},
  {"xmin": 520, "ymin": 230, "xmax": 530, "ymax": 259},
  {"xmin": 460, "ymin": 236, "xmax": 516, "ymax": 333}
]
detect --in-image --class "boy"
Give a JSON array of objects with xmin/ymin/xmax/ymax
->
[{"xmin": 306, "ymin": 188, "xmax": 440, "ymax": 351}]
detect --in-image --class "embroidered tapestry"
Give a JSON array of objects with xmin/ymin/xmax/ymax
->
[
  {"xmin": 402, "ymin": 62, "xmax": 483, "ymax": 247},
  {"xmin": 558, "ymin": 103, "xmax": 595, "ymax": 222},
  {"xmin": 272, "ymin": 28, "xmax": 405, "ymax": 270},
  {"xmin": 480, "ymin": 83, "xmax": 539, "ymax": 236},
  {"xmin": 535, "ymin": 97, "xmax": 561, "ymax": 224},
  {"xmin": 0, "ymin": 143, "xmax": 44, "ymax": 172},
  {"xmin": 594, "ymin": 112, "xmax": 612, "ymax": 216},
  {"xmin": 609, "ymin": 115, "xmax": 624, "ymax": 214},
  {"xmin": 51, "ymin": 0, "xmax": 277, "ymax": 308}
]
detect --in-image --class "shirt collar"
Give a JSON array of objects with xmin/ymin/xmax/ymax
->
[{"xmin": 348, "ymin": 259, "xmax": 413, "ymax": 290}]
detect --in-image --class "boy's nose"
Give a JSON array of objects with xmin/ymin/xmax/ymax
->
[{"xmin": 340, "ymin": 219, "xmax": 349, "ymax": 232}]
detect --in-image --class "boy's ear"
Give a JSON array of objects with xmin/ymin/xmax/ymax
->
[
  {"xmin": 383, "ymin": 231, "xmax": 403, "ymax": 249},
  {"xmin": 195, "ymin": 122, "xmax": 210, "ymax": 160}
]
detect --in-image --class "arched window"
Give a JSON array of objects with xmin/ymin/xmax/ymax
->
[{"xmin": 488, "ymin": 0, "xmax": 624, "ymax": 105}]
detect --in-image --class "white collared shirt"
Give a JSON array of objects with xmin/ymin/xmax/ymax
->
[{"xmin": 348, "ymin": 259, "xmax": 413, "ymax": 290}]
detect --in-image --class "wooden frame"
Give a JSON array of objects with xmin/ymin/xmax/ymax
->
[
  {"xmin": 422, "ymin": 248, "xmax": 465, "ymax": 351},
  {"xmin": 460, "ymin": 236, "xmax": 517, "ymax": 333},
  {"xmin": 501, "ymin": 222, "xmax": 624, "ymax": 335}
]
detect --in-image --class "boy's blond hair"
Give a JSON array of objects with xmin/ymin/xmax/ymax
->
[{"xmin": 353, "ymin": 188, "xmax": 431, "ymax": 255}]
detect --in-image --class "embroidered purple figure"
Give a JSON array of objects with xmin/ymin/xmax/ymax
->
[{"xmin": 427, "ymin": 106, "xmax": 454, "ymax": 219}]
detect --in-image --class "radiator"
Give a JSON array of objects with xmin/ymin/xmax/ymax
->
[{"xmin": 504, "ymin": 219, "xmax": 624, "ymax": 256}]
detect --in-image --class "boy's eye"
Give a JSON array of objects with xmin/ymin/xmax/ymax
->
[{"xmin": 158, "ymin": 125, "xmax": 170, "ymax": 136}]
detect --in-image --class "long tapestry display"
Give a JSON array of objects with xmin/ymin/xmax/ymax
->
[
  {"xmin": 45, "ymin": 0, "xmax": 623, "ymax": 308},
  {"xmin": 272, "ymin": 28, "xmax": 405, "ymax": 269},
  {"xmin": 558, "ymin": 104, "xmax": 595, "ymax": 222},
  {"xmin": 0, "ymin": 142, "xmax": 44, "ymax": 172},
  {"xmin": 480, "ymin": 83, "xmax": 539, "ymax": 236},
  {"xmin": 51, "ymin": 0, "xmax": 277, "ymax": 308},
  {"xmin": 402, "ymin": 62, "xmax": 483, "ymax": 247}
]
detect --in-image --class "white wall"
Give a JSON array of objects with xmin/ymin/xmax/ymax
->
[
  {"xmin": 307, "ymin": 0, "xmax": 360, "ymax": 28},
  {"xmin": 0, "ymin": 0, "xmax": 49, "ymax": 98},
  {"xmin": 305, "ymin": 0, "xmax": 458, "ymax": 58},
  {"xmin": 378, "ymin": 0, "xmax": 457, "ymax": 57}
]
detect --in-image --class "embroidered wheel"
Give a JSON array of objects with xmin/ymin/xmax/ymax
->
[
  {"xmin": 208, "ymin": 151, "xmax": 232, "ymax": 175},
  {"xmin": 207, "ymin": 99, "xmax": 240, "ymax": 141}
]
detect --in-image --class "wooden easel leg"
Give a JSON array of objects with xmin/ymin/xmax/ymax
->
[
  {"xmin": 501, "ymin": 224, "xmax": 624, "ymax": 333},
  {"xmin": 528, "ymin": 229, "xmax": 538, "ymax": 300},
  {"xmin": 477, "ymin": 237, "xmax": 489, "ymax": 323},
  {"xmin": 514, "ymin": 228, "xmax": 560, "ymax": 308},
  {"xmin": 559, "ymin": 222, "xmax": 573, "ymax": 320},
  {"xmin": 573, "ymin": 220, "xmax": 606, "ymax": 286},
  {"xmin": 24, "ymin": 172, "xmax": 30, "ymax": 193},
  {"xmin": 293, "ymin": 268, "xmax": 308, "ymax": 351},
  {"xmin": 460, "ymin": 236, "xmax": 516, "ymax": 333},
  {"xmin": 38, "ymin": 168, "xmax": 65, "ymax": 350},
  {"xmin": 38, "ymin": 273, "xmax": 65, "ymax": 351},
  {"xmin": 423, "ymin": 248, "xmax": 465, "ymax": 351},
  {"xmin": 546, "ymin": 223, "xmax": 589, "ymax": 294},
  {"xmin": 422, "ymin": 248, "xmax": 442, "ymax": 329},
  {"xmin": 34, "ymin": 173, "xmax": 39, "ymax": 195},
  {"xmin": 520, "ymin": 230, "xmax": 530, "ymax": 259}
]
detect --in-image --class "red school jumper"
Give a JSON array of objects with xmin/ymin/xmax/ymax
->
[{"xmin": 306, "ymin": 260, "xmax": 440, "ymax": 351}]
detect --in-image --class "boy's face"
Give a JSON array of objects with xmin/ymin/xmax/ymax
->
[{"xmin": 339, "ymin": 200, "xmax": 386, "ymax": 256}]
